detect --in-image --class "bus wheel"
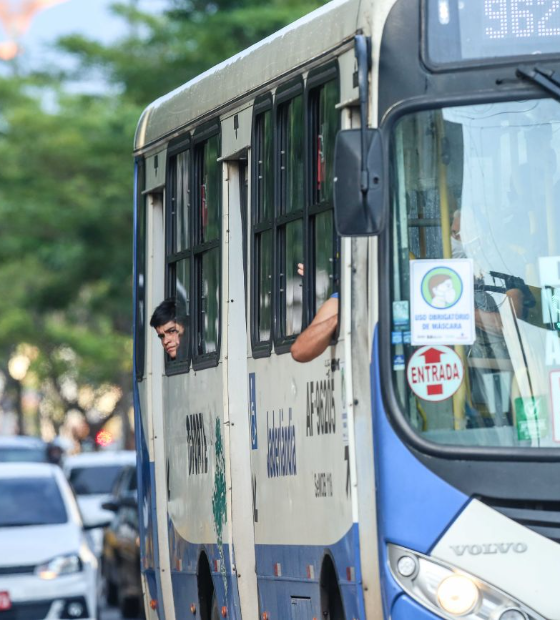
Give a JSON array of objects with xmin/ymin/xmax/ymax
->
[
  {"xmin": 320, "ymin": 556, "xmax": 346, "ymax": 620},
  {"xmin": 197, "ymin": 554, "xmax": 214, "ymax": 620}
]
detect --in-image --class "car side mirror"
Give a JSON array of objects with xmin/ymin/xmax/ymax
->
[
  {"xmin": 119, "ymin": 495, "xmax": 138, "ymax": 510},
  {"xmin": 83, "ymin": 519, "xmax": 112, "ymax": 530},
  {"xmin": 333, "ymin": 128, "xmax": 385, "ymax": 236},
  {"xmin": 101, "ymin": 500, "xmax": 119, "ymax": 512}
]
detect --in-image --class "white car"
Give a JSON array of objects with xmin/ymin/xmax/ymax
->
[
  {"xmin": 0, "ymin": 463, "xmax": 99, "ymax": 620},
  {"xmin": 63, "ymin": 451, "xmax": 136, "ymax": 555}
]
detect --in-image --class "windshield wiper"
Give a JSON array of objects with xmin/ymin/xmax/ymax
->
[
  {"xmin": 516, "ymin": 66, "xmax": 560, "ymax": 101},
  {"xmin": 0, "ymin": 522, "xmax": 43, "ymax": 528}
]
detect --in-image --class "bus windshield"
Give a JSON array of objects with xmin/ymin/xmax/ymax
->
[{"xmin": 391, "ymin": 97, "xmax": 560, "ymax": 449}]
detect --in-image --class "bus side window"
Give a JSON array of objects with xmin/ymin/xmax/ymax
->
[
  {"xmin": 251, "ymin": 105, "xmax": 274, "ymax": 354},
  {"xmin": 193, "ymin": 132, "xmax": 221, "ymax": 365},
  {"xmin": 277, "ymin": 92, "xmax": 304, "ymax": 342},
  {"xmin": 166, "ymin": 148, "xmax": 191, "ymax": 369},
  {"xmin": 309, "ymin": 78, "xmax": 339, "ymax": 317}
]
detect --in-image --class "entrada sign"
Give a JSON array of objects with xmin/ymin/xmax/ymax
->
[{"xmin": 407, "ymin": 345, "xmax": 464, "ymax": 402}]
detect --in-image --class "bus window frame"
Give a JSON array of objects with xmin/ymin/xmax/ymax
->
[
  {"xmin": 251, "ymin": 94, "xmax": 275, "ymax": 358},
  {"xmin": 380, "ymin": 92, "xmax": 560, "ymax": 463},
  {"xmin": 165, "ymin": 132, "xmax": 192, "ymax": 376},
  {"xmin": 134, "ymin": 156, "xmax": 146, "ymax": 382},
  {"xmin": 306, "ymin": 64, "xmax": 341, "ymax": 338},
  {"xmin": 249, "ymin": 68, "xmax": 342, "ymax": 358},
  {"xmin": 192, "ymin": 120, "xmax": 222, "ymax": 371},
  {"xmin": 274, "ymin": 78, "xmax": 306, "ymax": 354}
]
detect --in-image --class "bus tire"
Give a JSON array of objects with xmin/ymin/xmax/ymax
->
[
  {"xmin": 320, "ymin": 556, "xmax": 346, "ymax": 620},
  {"xmin": 197, "ymin": 553, "xmax": 214, "ymax": 620}
]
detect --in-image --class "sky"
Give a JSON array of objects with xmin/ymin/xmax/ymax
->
[{"xmin": 1, "ymin": 0, "xmax": 167, "ymax": 70}]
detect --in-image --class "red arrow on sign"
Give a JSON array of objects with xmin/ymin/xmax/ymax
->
[
  {"xmin": 0, "ymin": 592, "xmax": 11, "ymax": 611},
  {"xmin": 420, "ymin": 347, "xmax": 445, "ymax": 364}
]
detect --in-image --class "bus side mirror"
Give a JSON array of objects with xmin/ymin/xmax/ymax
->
[{"xmin": 333, "ymin": 128, "xmax": 385, "ymax": 236}]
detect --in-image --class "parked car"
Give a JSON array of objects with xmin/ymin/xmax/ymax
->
[
  {"xmin": 100, "ymin": 463, "xmax": 142, "ymax": 618},
  {"xmin": 63, "ymin": 451, "xmax": 136, "ymax": 555},
  {"xmin": 0, "ymin": 436, "xmax": 48, "ymax": 463},
  {"xmin": 0, "ymin": 463, "xmax": 100, "ymax": 620}
]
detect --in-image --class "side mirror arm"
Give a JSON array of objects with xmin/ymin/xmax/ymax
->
[{"xmin": 355, "ymin": 34, "xmax": 372, "ymax": 195}]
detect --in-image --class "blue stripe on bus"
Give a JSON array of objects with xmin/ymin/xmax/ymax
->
[
  {"xmin": 253, "ymin": 526, "xmax": 362, "ymax": 620},
  {"xmin": 392, "ymin": 594, "xmax": 442, "ymax": 619},
  {"xmin": 166, "ymin": 518, "xmax": 362, "ymax": 620},
  {"xmin": 371, "ymin": 326, "xmax": 470, "ymax": 614},
  {"xmin": 167, "ymin": 518, "xmax": 242, "ymax": 620},
  {"xmin": 132, "ymin": 163, "xmax": 165, "ymax": 619}
]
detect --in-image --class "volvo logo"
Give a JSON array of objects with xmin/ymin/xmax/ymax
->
[{"xmin": 450, "ymin": 543, "xmax": 528, "ymax": 556}]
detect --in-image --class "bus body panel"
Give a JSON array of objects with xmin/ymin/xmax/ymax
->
[
  {"xmin": 392, "ymin": 595, "xmax": 442, "ymax": 620},
  {"xmin": 432, "ymin": 500, "xmax": 560, "ymax": 620},
  {"xmin": 254, "ymin": 525, "xmax": 362, "ymax": 620},
  {"xmin": 164, "ymin": 368, "xmax": 224, "ymax": 545},
  {"xmin": 248, "ymin": 350, "xmax": 351, "ymax": 547},
  {"xmin": 163, "ymin": 366, "xmax": 244, "ymax": 618},
  {"xmin": 370, "ymin": 331, "xmax": 469, "ymax": 553}
]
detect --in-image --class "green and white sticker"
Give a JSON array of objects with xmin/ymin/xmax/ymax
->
[
  {"xmin": 410, "ymin": 259, "xmax": 475, "ymax": 346},
  {"xmin": 515, "ymin": 396, "xmax": 549, "ymax": 441}
]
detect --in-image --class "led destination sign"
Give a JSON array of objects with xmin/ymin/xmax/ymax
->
[{"xmin": 426, "ymin": 0, "xmax": 560, "ymax": 66}]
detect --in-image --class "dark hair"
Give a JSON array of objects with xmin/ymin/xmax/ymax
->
[
  {"xmin": 428, "ymin": 273, "xmax": 451, "ymax": 293},
  {"xmin": 150, "ymin": 298, "xmax": 184, "ymax": 329}
]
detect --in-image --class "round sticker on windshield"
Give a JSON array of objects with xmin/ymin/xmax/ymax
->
[{"xmin": 421, "ymin": 267, "xmax": 463, "ymax": 310}]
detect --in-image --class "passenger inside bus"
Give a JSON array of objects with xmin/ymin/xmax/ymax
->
[
  {"xmin": 291, "ymin": 263, "xmax": 339, "ymax": 363},
  {"xmin": 150, "ymin": 298, "xmax": 187, "ymax": 360},
  {"xmin": 452, "ymin": 209, "xmax": 529, "ymax": 340},
  {"xmin": 452, "ymin": 209, "xmax": 533, "ymax": 428}
]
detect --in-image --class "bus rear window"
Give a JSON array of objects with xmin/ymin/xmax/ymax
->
[{"xmin": 426, "ymin": 0, "xmax": 560, "ymax": 67}]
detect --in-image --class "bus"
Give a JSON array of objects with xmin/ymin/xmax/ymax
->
[{"xmin": 132, "ymin": 0, "xmax": 560, "ymax": 619}]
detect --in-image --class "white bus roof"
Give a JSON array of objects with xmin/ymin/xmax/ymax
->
[{"xmin": 134, "ymin": 0, "xmax": 362, "ymax": 152}]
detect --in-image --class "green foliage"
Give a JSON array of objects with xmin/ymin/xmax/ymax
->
[
  {"xmin": 57, "ymin": 0, "xmax": 329, "ymax": 106},
  {"xmin": 0, "ymin": 76, "xmax": 137, "ymax": 415},
  {"xmin": 0, "ymin": 0, "xmax": 329, "ymax": 430}
]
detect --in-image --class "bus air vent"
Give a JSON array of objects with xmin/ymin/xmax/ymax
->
[{"xmin": 480, "ymin": 497, "xmax": 560, "ymax": 545}]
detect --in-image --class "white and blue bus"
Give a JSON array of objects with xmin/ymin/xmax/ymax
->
[{"xmin": 132, "ymin": 1, "xmax": 560, "ymax": 619}]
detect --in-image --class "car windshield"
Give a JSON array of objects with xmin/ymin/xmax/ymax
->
[
  {"xmin": 69, "ymin": 465, "xmax": 124, "ymax": 495},
  {"xmin": 0, "ymin": 448, "xmax": 46, "ymax": 463},
  {"xmin": 391, "ymin": 98, "xmax": 560, "ymax": 450},
  {"xmin": 0, "ymin": 477, "xmax": 67, "ymax": 526}
]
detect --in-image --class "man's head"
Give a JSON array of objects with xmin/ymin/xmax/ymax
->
[{"xmin": 150, "ymin": 299, "xmax": 185, "ymax": 359}]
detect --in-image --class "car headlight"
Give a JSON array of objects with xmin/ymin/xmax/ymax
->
[
  {"xmin": 388, "ymin": 544, "xmax": 542, "ymax": 620},
  {"xmin": 35, "ymin": 554, "xmax": 82, "ymax": 580}
]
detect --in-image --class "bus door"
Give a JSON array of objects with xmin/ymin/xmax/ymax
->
[
  {"xmin": 143, "ymin": 182, "xmax": 175, "ymax": 620},
  {"xmin": 222, "ymin": 155, "xmax": 259, "ymax": 619},
  {"xmin": 247, "ymin": 76, "xmax": 356, "ymax": 619},
  {"xmin": 161, "ymin": 130, "xmax": 236, "ymax": 619}
]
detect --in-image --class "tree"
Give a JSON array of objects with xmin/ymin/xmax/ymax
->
[
  {"xmin": 58, "ymin": 0, "xmax": 329, "ymax": 107},
  {"xmin": 0, "ymin": 76, "xmax": 136, "ymax": 440},
  {"xmin": 0, "ymin": 0, "xmax": 329, "ymax": 442}
]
